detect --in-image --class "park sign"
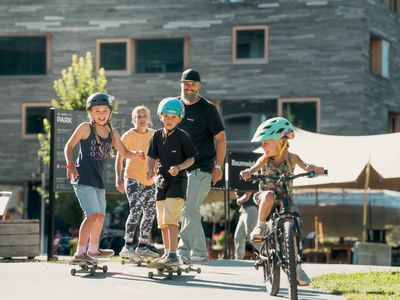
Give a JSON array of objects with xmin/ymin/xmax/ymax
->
[{"xmin": 51, "ymin": 109, "xmax": 132, "ymax": 193}]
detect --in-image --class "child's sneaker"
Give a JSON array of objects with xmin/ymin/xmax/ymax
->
[
  {"xmin": 164, "ymin": 256, "xmax": 180, "ymax": 267},
  {"xmin": 71, "ymin": 253, "xmax": 98, "ymax": 265},
  {"xmin": 190, "ymin": 256, "xmax": 208, "ymax": 265},
  {"xmin": 119, "ymin": 245, "xmax": 137, "ymax": 258},
  {"xmin": 155, "ymin": 252, "xmax": 168, "ymax": 263},
  {"xmin": 296, "ymin": 264, "xmax": 311, "ymax": 286},
  {"xmin": 88, "ymin": 248, "xmax": 114, "ymax": 258},
  {"xmin": 250, "ymin": 223, "xmax": 267, "ymax": 242},
  {"xmin": 135, "ymin": 246, "xmax": 160, "ymax": 258}
]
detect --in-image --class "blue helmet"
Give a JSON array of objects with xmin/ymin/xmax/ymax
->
[{"xmin": 157, "ymin": 97, "xmax": 185, "ymax": 118}]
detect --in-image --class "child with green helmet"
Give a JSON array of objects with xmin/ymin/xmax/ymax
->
[
  {"xmin": 240, "ymin": 116, "xmax": 325, "ymax": 286},
  {"xmin": 146, "ymin": 97, "xmax": 197, "ymax": 267}
]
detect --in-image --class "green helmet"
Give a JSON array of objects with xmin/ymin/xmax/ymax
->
[{"xmin": 251, "ymin": 117, "xmax": 294, "ymax": 142}]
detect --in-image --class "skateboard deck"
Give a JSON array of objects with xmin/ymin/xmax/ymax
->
[
  {"xmin": 121, "ymin": 255, "xmax": 154, "ymax": 266},
  {"xmin": 69, "ymin": 259, "xmax": 109, "ymax": 276},
  {"xmin": 147, "ymin": 261, "xmax": 182, "ymax": 279},
  {"xmin": 181, "ymin": 263, "xmax": 202, "ymax": 274}
]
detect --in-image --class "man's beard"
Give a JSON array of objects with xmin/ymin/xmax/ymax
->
[{"xmin": 182, "ymin": 90, "xmax": 199, "ymax": 103}]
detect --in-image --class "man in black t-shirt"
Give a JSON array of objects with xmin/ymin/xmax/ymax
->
[{"xmin": 177, "ymin": 69, "xmax": 226, "ymax": 264}]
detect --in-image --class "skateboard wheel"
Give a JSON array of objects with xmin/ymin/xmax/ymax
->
[
  {"xmin": 177, "ymin": 268, "xmax": 182, "ymax": 276},
  {"xmin": 71, "ymin": 269, "xmax": 76, "ymax": 276},
  {"xmin": 121, "ymin": 260, "xmax": 125, "ymax": 265},
  {"xmin": 197, "ymin": 268, "xmax": 201, "ymax": 274},
  {"xmin": 102, "ymin": 265, "xmax": 108, "ymax": 273},
  {"xmin": 137, "ymin": 261, "xmax": 142, "ymax": 267},
  {"xmin": 90, "ymin": 267, "xmax": 95, "ymax": 276},
  {"xmin": 148, "ymin": 271, "xmax": 153, "ymax": 279},
  {"xmin": 167, "ymin": 271, "xmax": 173, "ymax": 280},
  {"xmin": 184, "ymin": 267, "xmax": 189, "ymax": 273}
]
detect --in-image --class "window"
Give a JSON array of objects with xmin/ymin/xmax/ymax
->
[
  {"xmin": 21, "ymin": 103, "xmax": 51, "ymax": 139},
  {"xmin": 135, "ymin": 38, "xmax": 189, "ymax": 73},
  {"xmin": 388, "ymin": 112, "xmax": 400, "ymax": 133},
  {"xmin": 232, "ymin": 25, "xmax": 269, "ymax": 63},
  {"xmin": 390, "ymin": 0, "xmax": 400, "ymax": 14},
  {"xmin": 0, "ymin": 36, "xmax": 50, "ymax": 75},
  {"xmin": 370, "ymin": 36, "xmax": 390, "ymax": 78},
  {"xmin": 221, "ymin": 99, "xmax": 277, "ymax": 143},
  {"xmin": 96, "ymin": 39, "xmax": 132, "ymax": 75},
  {"xmin": 278, "ymin": 98, "xmax": 320, "ymax": 132}
]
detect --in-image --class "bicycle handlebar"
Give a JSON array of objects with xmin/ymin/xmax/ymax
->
[{"xmin": 244, "ymin": 170, "xmax": 328, "ymax": 183}]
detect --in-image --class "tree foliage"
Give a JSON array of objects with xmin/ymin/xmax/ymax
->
[{"xmin": 37, "ymin": 52, "xmax": 114, "ymax": 165}]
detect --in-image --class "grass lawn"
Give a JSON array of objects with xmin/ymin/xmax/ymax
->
[{"xmin": 311, "ymin": 271, "xmax": 400, "ymax": 300}]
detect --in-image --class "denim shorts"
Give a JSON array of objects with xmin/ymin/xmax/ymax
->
[{"xmin": 72, "ymin": 183, "xmax": 106, "ymax": 216}]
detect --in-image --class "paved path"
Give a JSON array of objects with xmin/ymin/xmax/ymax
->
[{"xmin": 1, "ymin": 258, "xmax": 398, "ymax": 300}]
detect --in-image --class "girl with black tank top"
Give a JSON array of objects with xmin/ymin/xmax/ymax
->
[{"xmin": 64, "ymin": 92, "xmax": 145, "ymax": 264}]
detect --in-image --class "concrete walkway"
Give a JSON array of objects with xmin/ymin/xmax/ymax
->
[{"xmin": 1, "ymin": 258, "xmax": 398, "ymax": 300}]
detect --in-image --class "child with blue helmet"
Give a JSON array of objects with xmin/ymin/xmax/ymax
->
[
  {"xmin": 240, "ymin": 117, "xmax": 325, "ymax": 286},
  {"xmin": 147, "ymin": 97, "xmax": 197, "ymax": 267}
]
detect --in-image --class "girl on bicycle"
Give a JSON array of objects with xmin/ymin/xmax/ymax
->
[{"xmin": 240, "ymin": 116, "xmax": 324, "ymax": 286}]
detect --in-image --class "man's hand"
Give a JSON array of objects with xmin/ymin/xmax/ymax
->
[
  {"xmin": 168, "ymin": 166, "xmax": 180, "ymax": 177},
  {"xmin": 211, "ymin": 167, "xmax": 223, "ymax": 185}
]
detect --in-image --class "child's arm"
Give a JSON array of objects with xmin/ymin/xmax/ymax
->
[
  {"xmin": 168, "ymin": 157, "xmax": 195, "ymax": 177},
  {"xmin": 112, "ymin": 128, "xmax": 145, "ymax": 160},
  {"xmin": 240, "ymin": 154, "xmax": 268, "ymax": 180},
  {"xmin": 64, "ymin": 123, "xmax": 89, "ymax": 180},
  {"xmin": 114, "ymin": 152, "xmax": 124, "ymax": 193},
  {"xmin": 146, "ymin": 157, "xmax": 157, "ymax": 180},
  {"xmin": 236, "ymin": 191, "xmax": 253, "ymax": 206},
  {"xmin": 291, "ymin": 153, "xmax": 325, "ymax": 175}
]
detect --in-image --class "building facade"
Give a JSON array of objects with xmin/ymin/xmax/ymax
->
[{"xmin": 0, "ymin": 0, "xmax": 399, "ymax": 207}]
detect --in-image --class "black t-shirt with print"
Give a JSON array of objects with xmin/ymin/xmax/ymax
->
[
  {"xmin": 148, "ymin": 128, "xmax": 198, "ymax": 200},
  {"xmin": 178, "ymin": 97, "xmax": 225, "ymax": 173}
]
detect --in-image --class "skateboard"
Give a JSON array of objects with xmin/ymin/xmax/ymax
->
[
  {"xmin": 182, "ymin": 263, "xmax": 201, "ymax": 274},
  {"xmin": 147, "ymin": 261, "xmax": 183, "ymax": 280},
  {"xmin": 69, "ymin": 259, "xmax": 109, "ymax": 276},
  {"xmin": 121, "ymin": 254, "xmax": 154, "ymax": 266}
]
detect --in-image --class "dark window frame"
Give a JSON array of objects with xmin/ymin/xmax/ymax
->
[
  {"xmin": 232, "ymin": 25, "xmax": 269, "ymax": 64},
  {"xmin": 96, "ymin": 38, "xmax": 132, "ymax": 75},
  {"xmin": 133, "ymin": 37, "xmax": 189, "ymax": 74},
  {"xmin": 21, "ymin": 102, "xmax": 51, "ymax": 139}
]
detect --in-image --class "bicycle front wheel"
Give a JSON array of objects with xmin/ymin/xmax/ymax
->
[
  {"xmin": 263, "ymin": 251, "xmax": 280, "ymax": 295},
  {"xmin": 283, "ymin": 220, "xmax": 298, "ymax": 300}
]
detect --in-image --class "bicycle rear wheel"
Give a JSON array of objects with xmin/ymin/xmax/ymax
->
[{"xmin": 283, "ymin": 220, "xmax": 298, "ymax": 300}]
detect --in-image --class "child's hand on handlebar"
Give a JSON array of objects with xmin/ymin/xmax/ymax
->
[
  {"xmin": 240, "ymin": 168, "xmax": 252, "ymax": 181},
  {"xmin": 308, "ymin": 165, "xmax": 325, "ymax": 176}
]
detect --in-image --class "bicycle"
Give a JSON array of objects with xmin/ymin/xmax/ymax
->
[{"xmin": 241, "ymin": 170, "xmax": 328, "ymax": 300}]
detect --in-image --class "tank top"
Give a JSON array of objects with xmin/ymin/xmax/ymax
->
[
  {"xmin": 73, "ymin": 124, "xmax": 112, "ymax": 189},
  {"xmin": 259, "ymin": 152, "xmax": 294, "ymax": 196}
]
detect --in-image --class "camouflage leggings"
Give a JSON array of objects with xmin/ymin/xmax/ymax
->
[{"xmin": 124, "ymin": 178, "xmax": 156, "ymax": 244}]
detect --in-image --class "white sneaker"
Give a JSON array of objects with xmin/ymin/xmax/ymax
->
[
  {"xmin": 135, "ymin": 246, "xmax": 160, "ymax": 258},
  {"xmin": 250, "ymin": 223, "xmax": 266, "ymax": 242},
  {"xmin": 296, "ymin": 264, "xmax": 311, "ymax": 286},
  {"xmin": 119, "ymin": 245, "xmax": 137, "ymax": 259},
  {"xmin": 190, "ymin": 256, "xmax": 208, "ymax": 265}
]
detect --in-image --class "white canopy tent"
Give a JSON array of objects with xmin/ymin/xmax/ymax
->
[{"xmin": 255, "ymin": 128, "xmax": 400, "ymax": 191}]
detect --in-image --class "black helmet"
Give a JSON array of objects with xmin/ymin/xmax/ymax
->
[{"xmin": 86, "ymin": 92, "xmax": 113, "ymax": 110}]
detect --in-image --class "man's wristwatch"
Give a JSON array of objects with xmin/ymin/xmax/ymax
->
[{"xmin": 214, "ymin": 164, "xmax": 222, "ymax": 170}]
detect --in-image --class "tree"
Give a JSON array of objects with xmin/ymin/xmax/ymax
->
[{"xmin": 38, "ymin": 52, "xmax": 112, "ymax": 165}]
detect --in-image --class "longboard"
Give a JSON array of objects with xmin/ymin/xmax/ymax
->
[
  {"xmin": 147, "ymin": 261, "xmax": 182, "ymax": 279},
  {"xmin": 69, "ymin": 259, "xmax": 109, "ymax": 276}
]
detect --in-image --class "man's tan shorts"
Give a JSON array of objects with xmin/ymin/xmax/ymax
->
[{"xmin": 156, "ymin": 197, "xmax": 184, "ymax": 229}]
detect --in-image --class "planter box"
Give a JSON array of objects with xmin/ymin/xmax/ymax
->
[
  {"xmin": 0, "ymin": 219, "xmax": 40, "ymax": 259},
  {"xmin": 353, "ymin": 242, "xmax": 392, "ymax": 266}
]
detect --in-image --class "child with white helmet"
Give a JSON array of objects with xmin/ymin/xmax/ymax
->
[
  {"xmin": 240, "ymin": 116, "xmax": 324, "ymax": 286},
  {"xmin": 146, "ymin": 97, "xmax": 197, "ymax": 267}
]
